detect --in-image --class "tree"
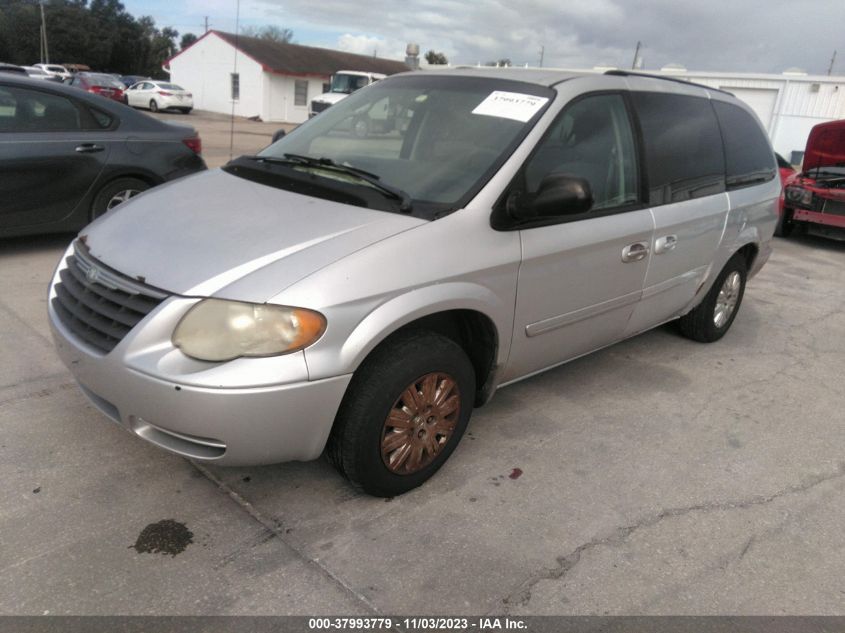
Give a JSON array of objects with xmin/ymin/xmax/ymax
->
[
  {"xmin": 424, "ymin": 50, "xmax": 448, "ymax": 65},
  {"xmin": 240, "ymin": 25, "xmax": 294, "ymax": 43},
  {"xmin": 260, "ymin": 25, "xmax": 293, "ymax": 43},
  {"xmin": 0, "ymin": 0, "xmax": 180, "ymax": 75},
  {"xmin": 180, "ymin": 33, "xmax": 198, "ymax": 50}
]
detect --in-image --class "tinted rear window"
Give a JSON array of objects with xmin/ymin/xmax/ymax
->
[
  {"xmin": 87, "ymin": 74, "xmax": 123, "ymax": 87},
  {"xmin": 712, "ymin": 101, "xmax": 776, "ymax": 188},
  {"xmin": 631, "ymin": 92, "xmax": 725, "ymax": 205}
]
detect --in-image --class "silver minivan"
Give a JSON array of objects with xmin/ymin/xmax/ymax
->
[{"xmin": 48, "ymin": 69, "xmax": 779, "ymax": 496}]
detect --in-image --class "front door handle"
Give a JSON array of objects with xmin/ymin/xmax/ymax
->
[
  {"xmin": 621, "ymin": 241, "xmax": 650, "ymax": 263},
  {"xmin": 654, "ymin": 234, "xmax": 678, "ymax": 254},
  {"xmin": 75, "ymin": 144, "xmax": 104, "ymax": 153}
]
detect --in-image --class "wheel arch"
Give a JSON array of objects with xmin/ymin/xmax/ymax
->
[{"xmin": 311, "ymin": 284, "xmax": 509, "ymax": 407}]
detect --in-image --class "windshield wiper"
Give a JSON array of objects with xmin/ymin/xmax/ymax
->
[{"xmin": 244, "ymin": 154, "xmax": 413, "ymax": 213}]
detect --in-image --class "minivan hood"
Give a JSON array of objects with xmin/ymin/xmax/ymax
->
[
  {"xmin": 803, "ymin": 119, "xmax": 845, "ymax": 172},
  {"xmin": 82, "ymin": 169, "xmax": 425, "ymax": 302}
]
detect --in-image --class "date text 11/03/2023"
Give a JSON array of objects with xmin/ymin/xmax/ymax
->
[{"xmin": 307, "ymin": 617, "xmax": 528, "ymax": 630}]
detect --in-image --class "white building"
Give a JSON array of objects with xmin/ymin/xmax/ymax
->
[
  {"xmin": 166, "ymin": 31, "xmax": 408, "ymax": 124},
  {"xmin": 642, "ymin": 67, "xmax": 845, "ymax": 162}
]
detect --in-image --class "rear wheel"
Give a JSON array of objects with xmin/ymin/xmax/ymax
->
[
  {"xmin": 149, "ymin": 99, "xmax": 159, "ymax": 112},
  {"xmin": 327, "ymin": 330, "xmax": 475, "ymax": 497},
  {"xmin": 179, "ymin": 108, "xmax": 192, "ymax": 114},
  {"xmin": 678, "ymin": 253, "xmax": 747, "ymax": 343},
  {"xmin": 90, "ymin": 177, "xmax": 149, "ymax": 220}
]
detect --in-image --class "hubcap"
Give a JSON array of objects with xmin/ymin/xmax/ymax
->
[
  {"xmin": 106, "ymin": 189, "xmax": 141, "ymax": 211},
  {"xmin": 714, "ymin": 271, "xmax": 741, "ymax": 328},
  {"xmin": 381, "ymin": 372, "xmax": 460, "ymax": 475}
]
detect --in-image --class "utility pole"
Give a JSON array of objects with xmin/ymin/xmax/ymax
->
[
  {"xmin": 538, "ymin": 45, "xmax": 544, "ymax": 68},
  {"xmin": 631, "ymin": 41, "xmax": 641, "ymax": 70},
  {"xmin": 204, "ymin": 16, "xmax": 209, "ymax": 33},
  {"xmin": 828, "ymin": 50, "xmax": 837, "ymax": 76},
  {"xmin": 39, "ymin": 1, "xmax": 49, "ymax": 64}
]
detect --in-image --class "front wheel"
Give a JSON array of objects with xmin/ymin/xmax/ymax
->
[
  {"xmin": 678, "ymin": 253, "xmax": 747, "ymax": 343},
  {"xmin": 326, "ymin": 330, "xmax": 475, "ymax": 497}
]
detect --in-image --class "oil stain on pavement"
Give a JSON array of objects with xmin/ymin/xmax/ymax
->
[{"xmin": 131, "ymin": 519, "xmax": 194, "ymax": 557}]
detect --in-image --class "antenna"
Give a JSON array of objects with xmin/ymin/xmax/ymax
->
[
  {"xmin": 229, "ymin": 0, "xmax": 240, "ymax": 161},
  {"xmin": 631, "ymin": 41, "xmax": 643, "ymax": 70},
  {"xmin": 828, "ymin": 50, "xmax": 837, "ymax": 76},
  {"xmin": 204, "ymin": 16, "xmax": 210, "ymax": 33}
]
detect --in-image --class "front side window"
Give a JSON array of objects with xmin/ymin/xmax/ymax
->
[
  {"xmin": 712, "ymin": 101, "xmax": 776, "ymax": 188},
  {"xmin": 0, "ymin": 86, "xmax": 81, "ymax": 132},
  {"xmin": 522, "ymin": 93, "xmax": 639, "ymax": 211},
  {"xmin": 632, "ymin": 92, "xmax": 726, "ymax": 204},
  {"xmin": 294, "ymin": 80, "xmax": 308, "ymax": 106}
]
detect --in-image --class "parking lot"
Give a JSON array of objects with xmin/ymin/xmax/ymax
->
[
  {"xmin": 148, "ymin": 109, "xmax": 293, "ymax": 168},
  {"xmin": 2, "ymin": 110, "xmax": 845, "ymax": 616}
]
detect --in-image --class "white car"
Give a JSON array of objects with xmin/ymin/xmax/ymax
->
[
  {"xmin": 32, "ymin": 63, "xmax": 71, "ymax": 80},
  {"xmin": 22, "ymin": 66, "xmax": 59, "ymax": 81},
  {"xmin": 125, "ymin": 80, "xmax": 193, "ymax": 113}
]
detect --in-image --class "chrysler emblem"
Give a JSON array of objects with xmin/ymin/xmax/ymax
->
[{"xmin": 85, "ymin": 266, "xmax": 100, "ymax": 284}]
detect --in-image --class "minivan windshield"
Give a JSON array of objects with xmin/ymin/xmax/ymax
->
[{"xmin": 245, "ymin": 75, "xmax": 555, "ymax": 218}]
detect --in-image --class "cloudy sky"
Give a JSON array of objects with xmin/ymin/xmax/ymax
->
[{"xmin": 125, "ymin": 0, "xmax": 843, "ymax": 75}]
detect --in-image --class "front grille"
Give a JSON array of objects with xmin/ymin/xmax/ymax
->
[
  {"xmin": 310, "ymin": 100, "xmax": 330, "ymax": 114},
  {"xmin": 821, "ymin": 199, "xmax": 845, "ymax": 217},
  {"xmin": 52, "ymin": 241, "xmax": 168, "ymax": 354}
]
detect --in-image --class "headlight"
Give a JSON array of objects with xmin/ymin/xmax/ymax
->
[
  {"xmin": 784, "ymin": 186, "xmax": 813, "ymax": 207},
  {"xmin": 172, "ymin": 299, "xmax": 326, "ymax": 362}
]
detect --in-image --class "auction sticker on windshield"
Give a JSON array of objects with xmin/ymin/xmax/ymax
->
[{"xmin": 472, "ymin": 91, "xmax": 549, "ymax": 122}]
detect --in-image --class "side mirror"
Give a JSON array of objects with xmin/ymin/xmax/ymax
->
[
  {"xmin": 532, "ymin": 173, "xmax": 593, "ymax": 217},
  {"xmin": 271, "ymin": 129, "xmax": 286, "ymax": 143}
]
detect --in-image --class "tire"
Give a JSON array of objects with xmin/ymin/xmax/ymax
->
[
  {"xmin": 90, "ymin": 177, "xmax": 149, "ymax": 221},
  {"xmin": 180, "ymin": 108, "xmax": 192, "ymax": 114},
  {"xmin": 326, "ymin": 330, "xmax": 475, "ymax": 497},
  {"xmin": 149, "ymin": 99, "xmax": 159, "ymax": 112},
  {"xmin": 774, "ymin": 208, "xmax": 794, "ymax": 237},
  {"xmin": 678, "ymin": 253, "xmax": 747, "ymax": 343}
]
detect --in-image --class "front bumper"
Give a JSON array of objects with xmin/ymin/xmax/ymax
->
[{"xmin": 47, "ymin": 249, "xmax": 351, "ymax": 466}]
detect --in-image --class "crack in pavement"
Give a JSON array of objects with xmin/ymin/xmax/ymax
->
[
  {"xmin": 190, "ymin": 461, "xmax": 384, "ymax": 617},
  {"xmin": 499, "ymin": 463, "xmax": 845, "ymax": 613}
]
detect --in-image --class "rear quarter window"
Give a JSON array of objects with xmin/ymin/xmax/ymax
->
[
  {"xmin": 631, "ymin": 92, "xmax": 726, "ymax": 205},
  {"xmin": 712, "ymin": 101, "xmax": 776, "ymax": 188}
]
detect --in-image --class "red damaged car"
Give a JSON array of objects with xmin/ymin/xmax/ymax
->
[{"xmin": 777, "ymin": 119, "xmax": 845, "ymax": 239}]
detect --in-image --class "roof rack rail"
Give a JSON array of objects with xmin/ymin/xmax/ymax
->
[{"xmin": 603, "ymin": 70, "xmax": 734, "ymax": 96}]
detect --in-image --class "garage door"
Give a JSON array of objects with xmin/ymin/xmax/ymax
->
[{"xmin": 719, "ymin": 87, "xmax": 778, "ymax": 132}]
